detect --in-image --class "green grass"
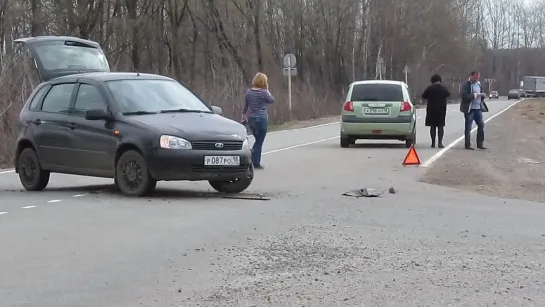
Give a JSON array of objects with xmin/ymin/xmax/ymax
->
[{"xmin": 268, "ymin": 123, "xmax": 285, "ymax": 131}]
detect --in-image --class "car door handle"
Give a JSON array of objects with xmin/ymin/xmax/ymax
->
[
  {"xmin": 33, "ymin": 119, "xmax": 42, "ymax": 125},
  {"xmin": 67, "ymin": 123, "xmax": 77, "ymax": 129}
]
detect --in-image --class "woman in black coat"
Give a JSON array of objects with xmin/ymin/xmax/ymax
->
[{"xmin": 421, "ymin": 74, "xmax": 450, "ymax": 148}]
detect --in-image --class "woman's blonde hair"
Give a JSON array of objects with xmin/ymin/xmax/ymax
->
[{"xmin": 252, "ymin": 72, "xmax": 268, "ymax": 89}]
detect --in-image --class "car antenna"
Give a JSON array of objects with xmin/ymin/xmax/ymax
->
[{"xmin": 135, "ymin": 70, "xmax": 140, "ymax": 76}]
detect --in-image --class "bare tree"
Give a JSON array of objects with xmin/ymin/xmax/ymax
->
[{"xmin": 2, "ymin": 0, "xmax": 545, "ymax": 165}]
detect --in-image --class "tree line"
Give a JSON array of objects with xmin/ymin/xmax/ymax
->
[{"xmin": 0, "ymin": 0, "xmax": 544, "ymax": 166}]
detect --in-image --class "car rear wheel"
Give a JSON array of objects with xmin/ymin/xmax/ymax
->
[
  {"xmin": 340, "ymin": 135, "xmax": 355, "ymax": 148},
  {"xmin": 18, "ymin": 148, "xmax": 50, "ymax": 191},
  {"xmin": 115, "ymin": 150, "xmax": 156, "ymax": 197},
  {"xmin": 209, "ymin": 164, "xmax": 254, "ymax": 193},
  {"xmin": 405, "ymin": 129, "xmax": 416, "ymax": 148}
]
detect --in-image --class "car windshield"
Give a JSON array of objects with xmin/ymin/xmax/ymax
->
[
  {"xmin": 491, "ymin": 91, "xmax": 498, "ymax": 94},
  {"xmin": 107, "ymin": 79, "xmax": 212, "ymax": 114},
  {"xmin": 34, "ymin": 41, "xmax": 109, "ymax": 71},
  {"xmin": 509, "ymin": 90, "xmax": 518, "ymax": 93},
  {"xmin": 351, "ymin": 83, "xmax": 404, "ymax": 101}
]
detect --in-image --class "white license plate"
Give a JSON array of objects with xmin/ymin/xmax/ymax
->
[
  {"xmin": 364, "ymin": 107, "xmax": 389, "ymax": 115},
  {"xmin": 204, "ymin": 156, "xmax": 240, "ymax": 166}
]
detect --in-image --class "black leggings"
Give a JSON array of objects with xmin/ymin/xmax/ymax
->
[{"xmin": 430, "ymin": 126, "xmax": 444, "ymax": 145}]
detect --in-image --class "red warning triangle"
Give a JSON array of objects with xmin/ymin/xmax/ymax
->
[{"xmin": 402, "ymin": 145, "xmax": 421, "ymax": 166}]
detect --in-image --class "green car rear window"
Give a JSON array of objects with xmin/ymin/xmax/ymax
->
[{"xmin": 351, "ymin": 84, "xmax": 404, "ymax": 101}]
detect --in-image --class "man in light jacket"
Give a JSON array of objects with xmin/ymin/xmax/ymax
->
[{"xmin": 460, "ymin": 71, "xmax": 488, "ymax": 150}]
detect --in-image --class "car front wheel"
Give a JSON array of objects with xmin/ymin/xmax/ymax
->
[
  {"xmin": 115, "ymin": 150, "xmax": 156, "ymax": 196},
  {"xmin": 209, "ymin": 164, "xmax": 254, "ymax": 193},
  {"xmin": 17, "ymin": 147, "xmax": 50, "ymax": 191}
]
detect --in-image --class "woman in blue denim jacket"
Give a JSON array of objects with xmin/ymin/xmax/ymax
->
[{"xmin": 243, "ymin": 73, "xmax": 275, "ymax": 169}]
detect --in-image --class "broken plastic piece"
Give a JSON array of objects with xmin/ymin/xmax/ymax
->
[{"xmin": 342, "ymin": 188, "xmax": 380, "ymax": 198}]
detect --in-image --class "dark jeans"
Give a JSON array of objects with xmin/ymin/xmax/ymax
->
[
  {"xmin": 464, "ymin": 109, "xmax": 484, "ymax": 147},
  {"xmin": 248, "ymin": 117, "xmax": 268, "ymax": 166}
]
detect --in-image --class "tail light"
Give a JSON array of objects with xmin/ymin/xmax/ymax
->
[
  {"xmin": 400, "ymin": 101, "xmax": 411, "ymax": 112},
  {"xmin": 343, "ymin": 101, "xmax": 354, "ymax": 112}
]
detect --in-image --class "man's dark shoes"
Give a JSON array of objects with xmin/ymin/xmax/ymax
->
[
  {"xmin": 438, "ymin": 143, "xmax": 444, "ymax": 148},
  {"xmin": 477, "ymin": 145, "xmax": 486, "ymax": 150},
  {"xmin": 254, "ymin": 165, "xmax": 264, "ymax": 170},
  {"xmin": 465, "ymin": 145, "xmax": 474, "ymax": 150},
  {"xmin": 431, "ymin": 143, "xmax": 435, "ymax": 148}
]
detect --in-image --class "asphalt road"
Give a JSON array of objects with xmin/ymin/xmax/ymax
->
[{"xmin": 1, "ymin": 97, "xmax": 544, "ymax": 306}]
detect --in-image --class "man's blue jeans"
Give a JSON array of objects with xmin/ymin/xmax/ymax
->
[
  {"xmin": 464, "ymin": 109, "xmax": 484, "ymax": 147},
  {"xmin": 248, "ymin": 117, "xmax": 268, "ymax": 167}
]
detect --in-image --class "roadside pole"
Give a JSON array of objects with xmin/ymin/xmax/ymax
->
[
  {"xmin": 485, "ymin": 78, "xmax": 495, "ymax": 94},
  {"xmin": 403, "ymin": 65, "xmax": 410, "ymax": 85},
  {"xmin": 283, "ymin": 53, "xmax": 297, "ymax": 121}
]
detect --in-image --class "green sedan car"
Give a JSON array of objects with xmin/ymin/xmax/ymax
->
[{"xmin": 340, "ymin": 80, "xmax": 417, "ymax": 148}]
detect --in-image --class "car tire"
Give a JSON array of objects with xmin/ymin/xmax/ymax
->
[
  {"xmin": 115, "ymin": 150, "xmax": 156, "ymax": 197},
  {"xmin": 209, "ymin": 164, "xmax": 254, "ymax": 194},
  {"xmin": 340, "ymin": 135, "xmax": 355, "ymax": 148},
  {"xmin": 340, "ymin": 137, "xmax": 350, "ymax": 148},
  {"xmin": 405, "ymin": 129, "xmax": 416, "ymax": 148},
  {"xmin": 17, "ymin": 147, "xmax": 50, "ymax": 191}
]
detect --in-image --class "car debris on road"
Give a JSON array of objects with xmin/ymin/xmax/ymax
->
[{"xmin": 342, "ymin": 187, "xmax": 397, "ymax": 198}]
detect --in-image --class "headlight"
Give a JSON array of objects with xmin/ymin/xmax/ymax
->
[
  {"xmin": 242, "ymin": 137, "xmax": 249, "ymax": 149},
  {"xmin": 160, "ymin": 135, "xmax": 192, "ymax": 149}
]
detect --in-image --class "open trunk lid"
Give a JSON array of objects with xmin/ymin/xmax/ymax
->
[{"xmin": 14, "ymin": 36, "xmax": 110, "ymax": 82}]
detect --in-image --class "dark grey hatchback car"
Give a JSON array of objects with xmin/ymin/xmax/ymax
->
[{"xmin": 14, "ymin": 36, "xmax": 253, "ymax": 196}]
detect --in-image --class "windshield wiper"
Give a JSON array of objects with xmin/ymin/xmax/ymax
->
[
  {"xmin": 160, "ymin": 108, "xmax": 211, "ymax": 113},
  {"xmin": 122, "ymin": 111, "xmax": 157, "ymax": 115}
]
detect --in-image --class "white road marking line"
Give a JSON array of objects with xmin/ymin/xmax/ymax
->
[
  {"xmin": 263, "ymin": 136, "xmax": 339, "ymax": 155},
  {"xmin": 47, "ymin": 199, "xmax": 61, "ymax": 203},
  {"xmin": 72, "ymin": 194, "xmax": 87, "ymax": 197},
  {"xmin": 0, "ymin": 169, "xmax": 14, "ymax": 174},
  {"xmin": 268, "ymin": 122, "xmax": 339, "ymax": 134},
  {"xmin": 0, "ymin": 212, "xmax": 7, "ymax": 215},
  {"xmin": 22, "ymin": 206, "xmax": 36, "ymax": 209},
  {"xmin": 421, "ymin": 99, "xmax": 524, "ymax": 168}
]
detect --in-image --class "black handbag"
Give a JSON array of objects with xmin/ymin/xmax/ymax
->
[{"xmin": 480, "ymin": 99, "xmax": 489, "ymax": 112}]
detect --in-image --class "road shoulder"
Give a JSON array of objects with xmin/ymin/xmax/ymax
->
[{"xmin": 422, "ymin": 99, "xmax": 545, "ymax": 203}]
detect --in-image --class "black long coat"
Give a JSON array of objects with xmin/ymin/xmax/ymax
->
[{"xmin": 422, "ymin": 83, "xmax": 451, "ymax": 127}]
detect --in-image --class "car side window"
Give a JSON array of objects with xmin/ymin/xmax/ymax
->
[
  {"xmin": 29, "ymin": 86, "xmax": 49, "ymax": 110},
  {"xmin": 41, "ymin": 83, "xmax": 74, "ymax": 113},
  {"xmin": 73, "ymin": 84, "xmax": 107, "ymax": 116}
]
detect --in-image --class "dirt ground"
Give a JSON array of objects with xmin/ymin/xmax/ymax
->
[{"xmin": 422, "ymin": 99, "xmax": 545, "ymax": 203}]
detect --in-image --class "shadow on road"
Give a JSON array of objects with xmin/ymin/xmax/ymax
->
[
  {"xmin": 350, "ymin": 143, "xmax": 406, "ymax": 149},
  {"xmin": 0, "ymin": 184, "xmax": 112, "ymax": 193},
  {"xmin": 1, "ymin": 182, "xmax": 270, "ymax": 201}
]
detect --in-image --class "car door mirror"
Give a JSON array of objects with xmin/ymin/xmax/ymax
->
[
  {"xmin": 211, "ymin": 105, "xmax": 222, "ymax": 115},
  {"xmin": 85, "ymin": 109, "xmax": 111, "ymax": 120}
]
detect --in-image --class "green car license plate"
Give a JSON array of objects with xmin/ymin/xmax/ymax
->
[{"xmin": 363, "ymin": 107, "xmax": 389, "ymax": 115}]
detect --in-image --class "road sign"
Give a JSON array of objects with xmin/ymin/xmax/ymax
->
[
  {"xmin": 283, "ymin": 67, "xmax": 297, "ymax": 76},
  {"xmin": 282, "ymin": 55, "xmax": 296, "ymax": 121},
  {"xmin": 283, "ymin": 53, "xmax": 296, "ymax": 68}
]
